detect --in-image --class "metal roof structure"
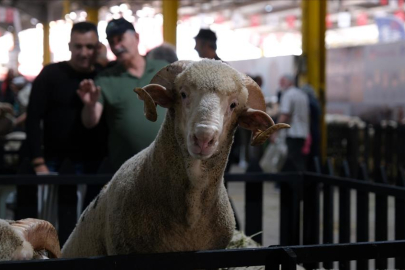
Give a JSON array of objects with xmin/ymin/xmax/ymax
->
[{"xmin": 1, "ymin": 0, "xmax": 403, "ymax": 34}]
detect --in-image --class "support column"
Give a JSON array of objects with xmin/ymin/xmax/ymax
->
[
  {"xmin": 43, "ymin": 22, "xmax": 50, "ymax": 65},
  {"xmin": 63, "ymin": 0, "xmax": 70, "ymax": 17},
  {"xmin": 41, "ymin": 2, "xmax": 51, "ymax": 65},
  {"xmin": 86, "ymin": 7, "xmax": 98, "ymax": 24},
  {"xmin": 162, "ymin": 0, "xmax": 178, "ymax": 46},
  {"xmin": 300, "ymin": 0, "xmax": 327, "ymax": 163},
  {"xmin": 83, "ymin": 0, "xmax": 99, "ymax": 24}
]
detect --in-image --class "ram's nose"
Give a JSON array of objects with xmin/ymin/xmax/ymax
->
[
  {"xmin": 193, "ymin": 134, "xmax": 215, "ymax": 151},
  {"xmin": 193, "ymin": 124, "xmax": 218, "ymax": 153}
]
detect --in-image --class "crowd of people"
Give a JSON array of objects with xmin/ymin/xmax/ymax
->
[
  {"xmin": 0, "ymin": 18, "xmax": 320, "ymax": 240},
  {"xmin": 2, "ymin": 19, "xmax": 324, "ymax": 174},
  {"xmin": 0, "ymin": 19, "xmax": 321, "ymax": 176}
]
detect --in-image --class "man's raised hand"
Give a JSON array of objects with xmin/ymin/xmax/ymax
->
[{"xmin": 77, "ymin": 79, "xmax": 101, "ymax": 106}]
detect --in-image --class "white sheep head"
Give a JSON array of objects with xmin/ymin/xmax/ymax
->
[
  {"xmin": 135, "ymin": 59, "xmax": 289, "ymax": 159},
  {"xmin": 0, "ymin": 218, "xmax": 61, "ymax": 261}
]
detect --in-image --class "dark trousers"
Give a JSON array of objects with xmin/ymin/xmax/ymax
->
[{"xmin": 282, "ymin": 137, "xmax": 306, "ymax": 172}]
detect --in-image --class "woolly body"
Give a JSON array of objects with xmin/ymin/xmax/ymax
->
[
  {"xmin": 61, "ymin": 60, "xmax": 250, "ymax": 257},
  {"xmin": 0, "ymin": 220, "xmax": 33, "ymax": 261}
]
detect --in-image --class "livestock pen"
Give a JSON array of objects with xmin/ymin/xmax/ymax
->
[{"xmin": 1, "ymin": 162, "xmax": 405, "ymax": 269}]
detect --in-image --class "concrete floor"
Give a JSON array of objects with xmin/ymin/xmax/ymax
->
[{"xmin": 228, "ymin": 181, "xmax": 280, "ymax": 247}]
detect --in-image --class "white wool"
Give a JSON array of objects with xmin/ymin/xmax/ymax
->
[{"xmin": 175, "ymin": 59, "xmax": 248, "ymax": 107}]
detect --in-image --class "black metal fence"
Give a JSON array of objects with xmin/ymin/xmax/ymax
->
[
  {"xmin": 327, "ymin": 122, "xmax": 405, "ymax": 181},
  {"xmin": 1, "ymin": 167, "xmax": 405, "ymax": 269},
  {"xmin": 1, "ymin": 240, "xmax": 405, "ymax": 270}
]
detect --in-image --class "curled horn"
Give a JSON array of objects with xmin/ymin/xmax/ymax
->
[
  {"xmin": 11, "ymin": 218, "xmax": 61, "ymax": 258},
  {"xmin": 150, "ymin": 60, "xmax": 193, "ymax": 90},
  {"xmin": 135, "ymin": 60, "xmax": 193, "ymax": 121},
  {"xmin": 243, "ymin": 74, "xmax": 267, "ymax": 113},
  {"xmin": 243, "ymin": 75, "xmax": 290, "ymax": 146}
]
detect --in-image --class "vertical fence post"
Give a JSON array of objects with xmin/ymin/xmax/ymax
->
[
  {"xmin": 58, "ymin": 159, "xmax": 77, "ymax": 246},
  {"xmin": 356, "ymin": 162, "xmax": 369, "ymax": 270},
  {"xmin": 385, "ymin": 123, "xmax": 395, "ymax": 182},
  {"xmin": 280, "ymin": 174, "xmax": 302, "ymax": 246},
  {"xmin": 397, "ymin": 125, "xmax": 405, "ymax": 170},
  {"xmin": 303, "ymin": 174, "xmax": 320, "ymax": 270},
  {"xmin": 395, "ymin": 168, "xmax": 405, "ymax": 269},
  {"xmin": 373, "ymin": 125, "xmax": 382, "ymax": 181},
  {"xmin": 15, "ymin": 158, "xmax": 36, "ymax": 220},
  {"xmin": 245, "ymin": 158, "xmax": 263, "ymax": 244},
  {"xmin": 375, "ymin": 166, "xmax": 388, "ymax": 270},
  {"xmin": 341, "ymin": 159, "xmax": 351, "ymax": 178},
  {"xmin": 339, "ymin": 173, "xmax": 351, "ymax": 270},
  {"xmin": 347, "ymin": 126, "xmax": 359, "ymax": 178},
  {"xmin": 325, "ymin": 158, "xmax": 334, "ymax": 176},
  {"xmin": 312, "ymin": 156, "xmax": 322, "ymax": 174},
  {"xmin": 322, "ymin": 158, "xmax": 334, "ymax": 269},
  {"xmin": 363, "ymin": 124, "xmax": 370, "ymax": 172}
]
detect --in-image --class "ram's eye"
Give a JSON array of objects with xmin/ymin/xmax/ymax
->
[
  {"xmin": 181, "ymin": 92, "xmax": 187, "ymax": 99},
  {"xmin": 230, "ymin": 102, "xmax": 237, "ymax": 109}
]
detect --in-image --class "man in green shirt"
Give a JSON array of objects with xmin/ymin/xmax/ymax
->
[{"xmin": 77, "ymin": 18, "xmax": 168, "ymax": 170}]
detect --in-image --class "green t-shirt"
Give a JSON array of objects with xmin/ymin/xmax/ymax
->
[{"xmin": 96, "ymin": 59, "xmax": 168, "ymax": 170}]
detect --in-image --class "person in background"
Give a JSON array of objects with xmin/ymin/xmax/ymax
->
[
  {"xmin": 95, "ymin": 43, "xmax": 110, "ymax": 69},
  {"xmin": 301, "ymin": 83, "xmax": 321, "ymax": 170},
  {"xmin": 25, "ymin": 21, "xmax": 108, "ymax": 244},
  {"xmin": 194, "ymin": 28, "xmax": 241, "ymax": 172},
  {"xmin": 95, "ymin": 43, "xmax": 116, "ymax": 69},
  {"xmin": 273, "ymin": 74, "xmax": 309, "ymax": 172},
  {"xmin": 147, "ymin": 42, "xmax": 178, "ymax": 64},
  {"xmin": 194, "ymin": 28, "xmax": 241, "ymax": 229},
  {"xmin": 26, "ymin": 22, "xmax": 107, "ymax": 174},
  {"xmin": 10, "ymin": 76, "xmax": 31, "ymax": 130},
  {"xmin": 194, "ymin": 29, "xmax": 221, "ymax": 60},
  {"xmin": 78, "ymin": 18, "xmax": 168, "ymax": 171},
  {"xmin": 0, "ymin": 69, "xmax": 16, "ymax": 106}
]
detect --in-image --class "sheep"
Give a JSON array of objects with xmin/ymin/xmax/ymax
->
[
  {"xmin": 0, "ymin": 218, "xmax": 60, "ymax": 261},
  {"xmin": 58, "ymin": 59, "xmax": 289, "ymax": 257}
]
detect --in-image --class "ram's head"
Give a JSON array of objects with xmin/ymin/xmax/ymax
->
[
  {"xmin": 135, "ymin": 59, "xmax": 289, "ymax": 159},
  {"xmin": 0, "ymin": 219, "xmax": 61, "ymax": 261}
]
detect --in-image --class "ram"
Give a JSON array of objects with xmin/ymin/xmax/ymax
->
[
  {"xmin": 0, "ymin": 60, "xmax": 288, "ymax": 260},
  {"xmin": 61, "ymin": 59, "xmax": 288, "ymax": 257},
  {"xmin": 0, "ymin": 218, "xmax": 60, "ymax": 261}
]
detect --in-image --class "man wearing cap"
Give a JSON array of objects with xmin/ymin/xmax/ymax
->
[
  {"xmin": 78, "ymin": 18, "xmax": 168, "ymax": 171},
  {"xmin": 194, "ymin": 29, "xmax": 221, "ymax": 60}
]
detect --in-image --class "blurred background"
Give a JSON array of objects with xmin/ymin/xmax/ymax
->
[
  {"xmin": 0, "ymin": 0, "xmax": 404, "ymax": 175},
  {"xmin": 1, "ymin": 0, "xmax": 404, "ymax": 121},
  {"xmin": 0, "ymin": 1, "xmax": 404, "ymax": 253}
]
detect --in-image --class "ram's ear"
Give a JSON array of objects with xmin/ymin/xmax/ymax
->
[
  {"xmin": 134, "ymin": 84, "xmax": 174, "ymax": 122},
  {"xmin": 238, "ymin": 108, "xmax": 290, "ymax": 146}
]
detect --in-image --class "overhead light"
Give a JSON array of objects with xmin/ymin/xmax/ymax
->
[
  {"xmin": 30, "ymin": 18, "xmax": 38, "ymax": 25},
  {"xmin": 265, "ymin": 5, "xmax": 273, "ymax": 12},
  {"xmin": 69, "ymin": 12, "xmax": 77, "ymax": 20},
  {"xmin": 338, "ymin": 12, "xmax": 351, "ymax": 28}
]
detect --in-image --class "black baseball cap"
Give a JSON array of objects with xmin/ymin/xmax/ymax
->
[
  {"xmin": 106, "ymin": 18, "xmax": 135, "ymax": 39},
  {"xmin": 194, "ymin": 29, "xmax": 217, "ymax": 42}
]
